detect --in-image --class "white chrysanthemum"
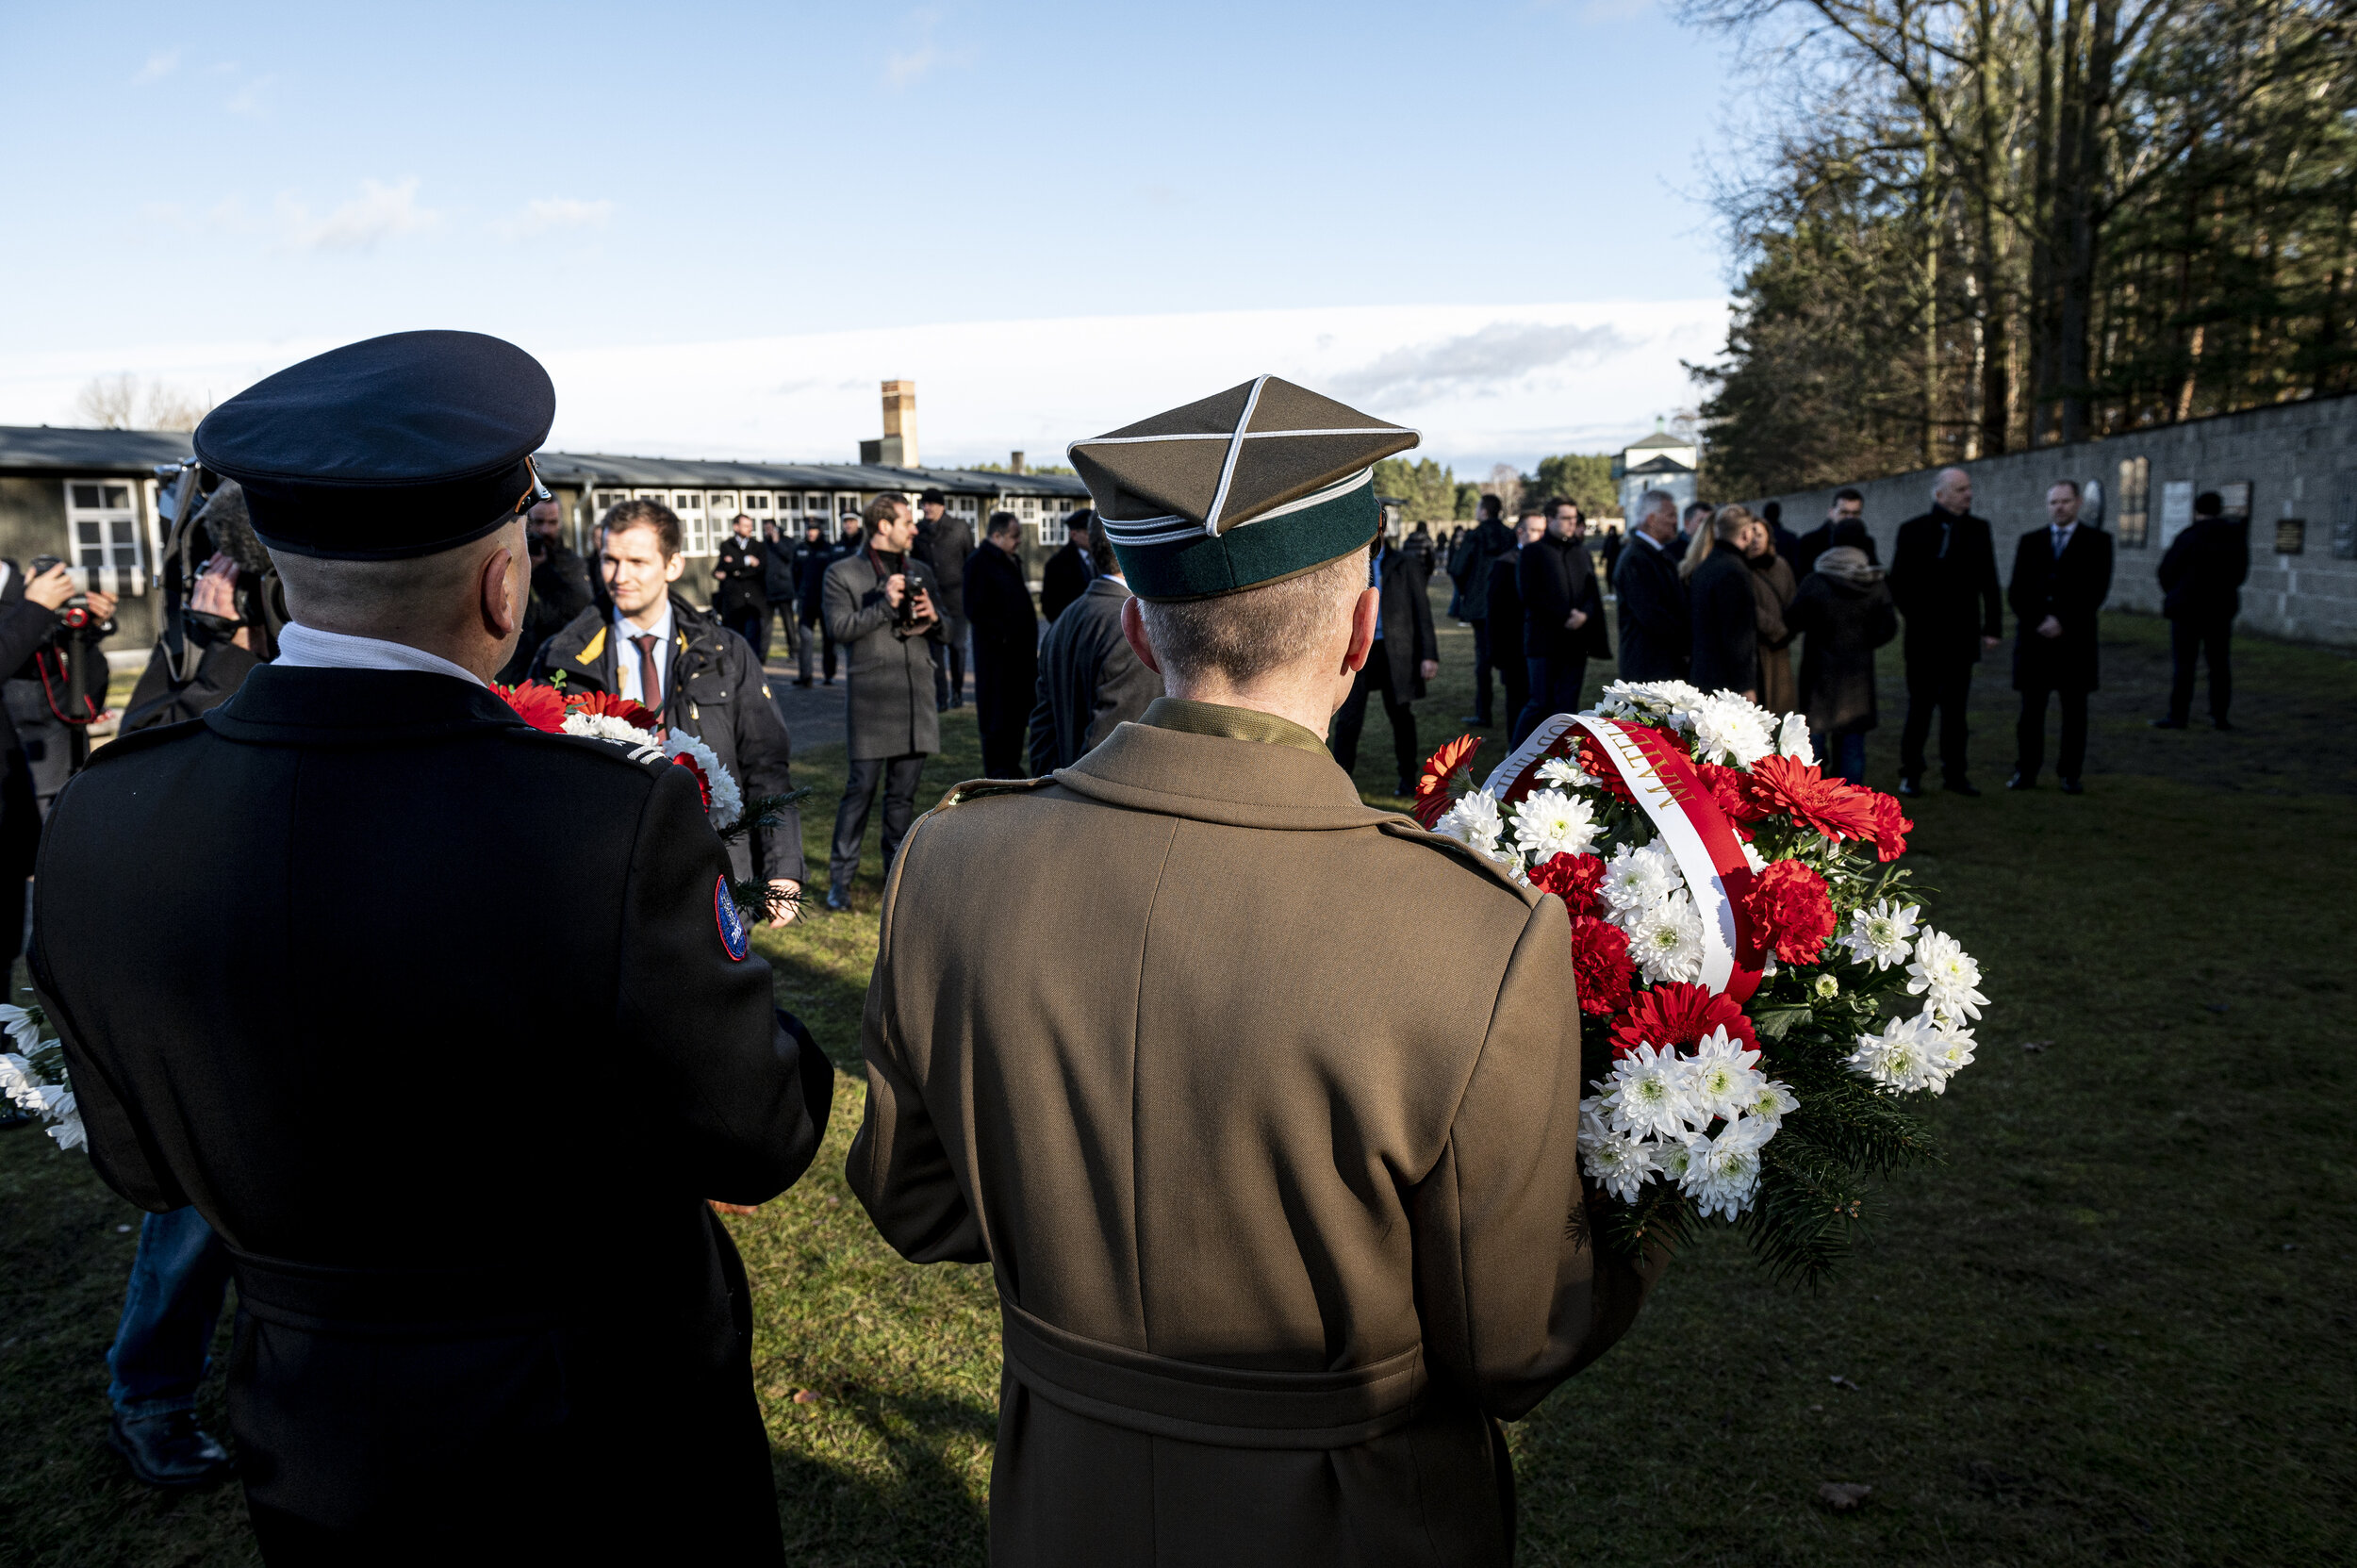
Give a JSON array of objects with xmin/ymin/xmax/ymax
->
[
  {"xmin": 1578, "ymin": 1104, "xmax": 1662, "ymax": 1202},
  {"xmin": 1905, "ymin": 929, "xmax": 1988, "ymax": 1021},
  {"xmin": 1920, "ymin": 1009, "xmax": 1977, "ymax": 1087},
  {"xmin": 1687, "ymin": 692, "xmax": 1777, "ymax": 766},
  {"xmin": 1510, "ymin": 788, "xmax": 1599, "ymax": 862},
  {"xmin": 563, "ymin": 712, "xmax": 660, "ymax": 748},
  {"xmin": 1602, "ymin": 840, "xmax": 1682, "ymax": 916},
  {"xmin": 1597, "ymin": 1043, "xmax": 1705, "ymax": 1140},
  {"xmin": 1679, "ymin": 1114, "xmax": 1775, "ymax": 1219},
  {"xmin": 1596, "ymin": 680, "xmax": 1680, "ymax": 721},
  {"xmin": 1743, "ymin": 1078, "xmax": 1800, "ymax": 1128},
  {"xmin": 1839, "ymin": 899, "xmax": 1922, "ymax": 970},
  {"xmin": 0, "ymin": 1051, "xmax": 39, "ymax": 1111},
  {"xmin": 662, "ymin": 731, "xmax": 745, "ymax": 829},
  {"xmin": 1653, "ymin": 1134, "xmax": 1698, "ymax": 1184},
  {"xmin": 1629, "ymin": 890, "xmax": 1706, "ymax": 984},
  {"xmin": 1535, "ymin": 755, "xmax": 1597, "ymax": 790},
  {"xmin": 1741, "ymin": 839, "xmax": 1768, "ymax": 873},
  {"xmin": 1847, "ymin": 1014, "xmax": 1942, "ymax": 1093},
  {"xmin": 1687, "ymin": 1027, "xmax": 1767, "ymax": 1122},
  {"xmin": 0, "ymin": 1003, "xmax": 41, "ymax": 1055},
  {"xmin": 45, "ymin": 1096, "xmax": 85, "ymax": 1151},
  {"xmin": 1776, "ymin": 711, "xmax": 1816, "ymax": 764},
  {"xmin": 1435, "ymin": 789, "xmax": 1505, "ymax": 856}
]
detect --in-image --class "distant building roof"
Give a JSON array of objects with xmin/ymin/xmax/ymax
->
[
  {"xmin": 1625, "ymin": 429, "xmax": 1692, "ymax": 453},
  {"xmin": 537, "ymin": 451, "xmax": 1091, "ymax": 498},
  {"xmin": 1624, "ymin": 454, "xmax": 1696, "ymax": 476},
  {"xmin": 0, "ymin": 425, "xmax": 194, "ymax": 472}
]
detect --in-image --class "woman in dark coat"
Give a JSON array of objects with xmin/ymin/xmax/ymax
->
[
  {"xmin": 1739, "ymin": 515, "xmax": 1798, "ymax": 716},
  {"xmin": 1786, "ymin": 537, "xmax": 1898, "ymax": 784},
  {"xmin": 1682, "ymin": 505, "xmax": 1760, "ymax": 698}
]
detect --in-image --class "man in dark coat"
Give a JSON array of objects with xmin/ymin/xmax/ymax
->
[
  {"xmin": 1444, "ymin": 496, "xmax": 1515, "ymax": 726},
  {"xmin": 711, "ymin": 512, "xmax": 771, "ymax": 659},
  {"xmin": 34, "ymin": 330, "xmax": 832, "ymax": 1563},
  {"xmin": 1486, "ymin": 507, "xmax": 1539, "ymax": 744},
  {"xmin": 1762, "ymin": 500, "xmax": 1804, "ymax": 572},
  {"xmin": 1330, "ymin": 532, "xmax": 1438, "ymax": 795},
  {"xmin": 2006, "ymin": 480, "xmax": 2115, "ymax": 792},
  {"xmin": 1038, "ymin": 510, "xmax": 1094, "ymax": 624},
  {"xmin": 1519, "ymin": 499, "xmax": 1610, "ymax": 738},
  {"xmin": 1787, "ymin": 533, "xmax": 1897, "ymax": 784},
  {"xmin": 1685, "ymin": 513, "xmax": 1760, "ymax": 697},
  {"xmin": 761, "ymin": 520, "xmax": 799, "ymax": 661},
  {"xmin": 791, "ymin": 520, "xmax": 837, "ymax": 686},
  {"xmin": 963, "ymin": 510, "xmax": 1039, "ymax": 778},
  {"xmin": 1026, "ymin": 517, "xmax": 1161, "ymax": 773},
  {"xmin": 1791, "ymin": 488, "xmax": 1872, "ymax": 578},
  {"xmin": 492, "ymin": 496, "xmax": 594, "ymax": 685},
  {"xmin": 1887, "ymin": 467, "xmax": 2003, "ymax": 795},
  {"xmin": 1612, "ymin": 489, "xmax": 1690, "ymax": 682},
  {"xmin": 536, "ymin": 500, "xmax": 805, "ymax": 916},
  {"xmin": 2153, "ymin": 490, "xmax": 2249, "ymax": 730},
  {"xmin": 915, "ymin": 490, "xmax": 973, "ymax": 710},
  {"xmin": 821, "ymin": 493, "xmax": 941, "ymax": 910}
]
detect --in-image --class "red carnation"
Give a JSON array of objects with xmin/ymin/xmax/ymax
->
[
  {"xmin": 1741, "ymin": 858, "xmax": 1837, "ymax": 965},
  {"xmin": 669, "ymin": 751, "xmax": 714, "ymax": 809},
  {"xmin": 1691, "ymin": 762, "xmax": 1767, "ymax": 824},
  {"xmin": 1410, "ymin": 734, "xmax": 1484, "ymax": 828},
  {"xmin": 1608, "ymin": 981, "xmax": 1759, "ymax": 1058},
  {"xmin": 1575, "ymin": 732, "xmax": 1635, "ymax": 803},
  {"xmin": 569, "ymin": 689, "xmax": 660, "ymax": 731},
  {"xmin": 489, "ymin": 681, "xmax": 567, "ymax": 733},
  {"xmin": 1743, "ymin": 753, "xmax": 1884, "ymax": 843},
  {"xmin": 1529, "ymin": 851, "xmax": 1609, "ymax": 916},
  {"xmin": 1867, "ymin": 791, "xmax": 1912, "ymax": 863},
  {"xmin": 1570, "ymin": 916, "xmax": 1635, "ymax": 1015}
]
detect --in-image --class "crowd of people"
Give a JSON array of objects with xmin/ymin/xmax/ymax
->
[{"xmin": 1420, "ymin": 465, "xmax": 2247, "ymax": 795}]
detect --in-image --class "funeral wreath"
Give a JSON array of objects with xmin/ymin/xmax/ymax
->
[{"xmin": 1413, "ymin": 680, "xmax": 1987, "ymax": 1282}]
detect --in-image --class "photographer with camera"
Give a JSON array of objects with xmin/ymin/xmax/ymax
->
[
  {"xmin": 1, "ymin": 553, "xmax": 118, "ymax": 816},
  {"xmin": 819, "ymin": 491, "xmax": 940, "ymax": 912}
]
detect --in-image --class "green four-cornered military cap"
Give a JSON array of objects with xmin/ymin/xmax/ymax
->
[{"xmin": 1068, "ymin": 375, "xmax": 1419, "ymax": 601}]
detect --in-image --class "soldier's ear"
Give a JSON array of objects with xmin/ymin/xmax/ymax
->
[{"xmin": 1120, "ymin": 596, "xmax": 1162, "ymax": 676}]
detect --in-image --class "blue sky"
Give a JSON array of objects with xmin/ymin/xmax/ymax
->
[{"xmin": 2, "ymin": 1, "xmax": 1739, "ymax": 468}]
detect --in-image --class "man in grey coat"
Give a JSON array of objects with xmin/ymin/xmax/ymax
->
[
  {"xmin": 822, "ymin": 493, "xmax": 940, "ymax": 912},
  {"xmin": 1027, "ymin": 514, "xmax": 1162, "ymax": 773}
]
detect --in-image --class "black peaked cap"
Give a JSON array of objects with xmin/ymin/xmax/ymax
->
[{"xmin": 194, "ymin": 330, "xmax": 556, "ymax": 561}]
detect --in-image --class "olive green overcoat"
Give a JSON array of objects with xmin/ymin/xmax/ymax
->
[{"xmin": 848, "ymin": 701, "xmax": 1659, "ymax": 1567}]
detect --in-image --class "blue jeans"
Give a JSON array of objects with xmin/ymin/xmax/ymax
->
[
  {"xmin": 107, "ymin": 1206, "xmax": 232, "ymax": 1420},
  {"xmin": 1815, "ymin": 730, "xmax": 1868, "ymax": 784}
]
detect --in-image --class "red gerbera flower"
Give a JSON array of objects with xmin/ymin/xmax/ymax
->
[
  {"xmin": 1571, "ymin": 916, "xmax": 1635, "ymax": 1015},
  {"xmin": 489, "ymin": 681, "xmax": 567, "ymax": 733},
  {"xmin": 1867, "ymin": 791, "xmax": 1912, "ymax": 863},
  {"xmin": 1607, "ymin": 981, "xmax": 1759, "ymax": 1058},
  {"xmin": 669, "ymin": 751, "xmax": 713, "ymax": 809},
  {"xmin": 1410, "ymin": 734, "xmax": 1483, "ymax": 828},
  {"xmin": 1742, "ymin": 753, "xmax": 1884, "ymax": 843},
  {"xmin": 1529, "ymin": 851, "xmax": 1609, "ymax": 917},
  {"xmin": 569, "ymin": 689, "xmax": 660, "ymax": 731},
  {"xmin": 1741, "ymin": 858, "xmax": 1838, "ymax": 965}
]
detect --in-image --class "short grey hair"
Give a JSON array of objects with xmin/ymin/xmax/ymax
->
[
  {"xmin": 1133, "ymin": 548, "xmax": 1366, "ymax": 688},
  {"xmin": 1640, "ymin": 488, "xmax": 1677, "ymax": 521},
  {"xmin": 1933, "ymin": 467, "xmax": 1970, "ymax": 500}
]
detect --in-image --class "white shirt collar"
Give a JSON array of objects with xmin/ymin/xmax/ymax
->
[
  {"xmin": 1635, "ymin": 529, "xmax": 1667, "ymax": 552},
  {"xmin": 273, "ymin": 622, "xmax": 485, "ymax": 686},
  {"xmin": 614, "ymin": 599, "xmax": 674, "ymax": 650}
]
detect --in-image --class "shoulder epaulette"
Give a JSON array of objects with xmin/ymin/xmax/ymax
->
[
  {"xmin": 1376, "ymin": 818, "xmax": 1541, "ymax": 905},
  {"xmin": 935, "ymin": 775, "xmax": 1059, "ymax": 809}
]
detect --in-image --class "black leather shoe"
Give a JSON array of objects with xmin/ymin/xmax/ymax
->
[
  {"xmin": 2006, "ymin": 772, "xmax": 2035, "ymax": 790},
  {"xmin": 108, "ymin": 1411, "xmax": 232, "ymax": 1489},
  {"xmin": 1895, "ymin": 777, "xmax": 1924, "ymax": 798},
  {"xmin": 2149, "ymin": 718, "xmax": 2186, "ymax": 730},
  {"xmin": 1946, "ymin": 779, "xmax": 1982, "ymax": 797},
  {"xmin": 793, "ymin": 677, "xmax": 813, "ymax": 688},
  {"xmin": 2060, "ymin": 778, "xmax": 2085, "ymax": 795},
  {"xmin": 823, "ymin": 887, "xmax": 852, "ymax": 914}
]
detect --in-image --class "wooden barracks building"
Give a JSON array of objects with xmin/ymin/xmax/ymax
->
[{"xmin": 0, "ymin": 382, "xmax": 1091, "ymax": 655}]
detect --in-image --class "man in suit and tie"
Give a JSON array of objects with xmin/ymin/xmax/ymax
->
[
  {"xmin": 1330, "ymin": 526, "xmax": 1438, "ymax": 797},
  {"xmin": 2152, "ymin": 490, "xmax": 2249, "ymax": 731},
  {"xmin": 2006, "ymin": 480, "xmax": 2115, "ymax": 793},
  {"xmin": 1027, "ymin": 513, "xmax": 1162, "ymax": 773},
  {"xmin": 1611, "ymin": 488, "xmax": 1690, "ymax": 683},
  {"xmin": 1887, "ymin": 467, "xmax": 2004, "ymax": 796},
  {"xmin": 963, "ymin": 510, "xmax": 1040, "ymax": 779},
  {"xmin": 1517, "ymin": 498, "xmax": 1609, "ymax": 742},
  {"xmin": 711, "ymin": 512, "xmax": 771, "ymax": 658},
  {"xmin": 1039, "ymin": 509, "xmax": 1095, "ymax": 625}
]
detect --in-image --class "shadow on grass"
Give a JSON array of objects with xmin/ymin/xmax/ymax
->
[{"xmin": 772, "ymin": 1387, "xmax": 994, "ymax": 1565}]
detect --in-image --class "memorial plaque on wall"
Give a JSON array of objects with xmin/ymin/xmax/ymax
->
[
  {"xmin": 2218, "ymin": 482, "xmax": 2252, "ymax": 520},
  {"xmin": 2158, "ymin": 480, "xmax": 2194, "ymax": 549},
  {"xmin": 2275, "ymin": 518, "xmax": 2306, "ymax": 554}
]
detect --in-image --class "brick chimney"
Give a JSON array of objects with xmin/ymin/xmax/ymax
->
[
  {"xmin": 861, "ymin": 379, "xmax": 919, "ymax": 468},
  {"xmin": 1010, "ymin": 450, "xmax": 1025, "ymax": 475}
]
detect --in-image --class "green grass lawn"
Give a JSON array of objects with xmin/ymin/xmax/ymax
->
[{"xmin": 3, "ymin": 599, "xmax": 2351, "ymax": 1565}]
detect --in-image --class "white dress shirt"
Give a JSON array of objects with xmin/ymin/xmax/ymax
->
[
  {"xmin": 613, "ymin": 601, "xmax": 675, "ymax": 706},
  {"xmin": 273, "ymin": 622, "xmax": 484, "ymax": 686}
]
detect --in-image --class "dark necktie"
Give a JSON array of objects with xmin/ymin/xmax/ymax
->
[
  {"xmin": 632, "ymin": 634, "xmax": 661, "ymax": 710},
  {"xmin": 1937, "ymin": 519, "xmax": 1952, "ymax": 559}
]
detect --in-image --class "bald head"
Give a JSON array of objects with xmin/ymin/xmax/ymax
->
[{"xmin": 272, "ymin": 515, "xmax": 529, "ymax": 680}]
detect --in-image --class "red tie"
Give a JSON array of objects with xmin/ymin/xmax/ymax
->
[{"xmin": 633, "ymin": 634, "xmax": 661, "ymax": 710}]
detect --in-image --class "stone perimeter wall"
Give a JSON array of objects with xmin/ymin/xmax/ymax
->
[{"xmin": 1743, "ymin": 393, "xmax": 2357, "ymax": 647}]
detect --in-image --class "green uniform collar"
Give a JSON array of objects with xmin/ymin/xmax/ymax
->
[{"xmin": 1141, "ymin": 697, "xmax": 1330, "ymax": 757}]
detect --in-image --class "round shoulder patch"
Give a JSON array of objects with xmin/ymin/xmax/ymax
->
[{"xmin": 715, "ymin": 874, "xmax": 750, "ymax": 962}]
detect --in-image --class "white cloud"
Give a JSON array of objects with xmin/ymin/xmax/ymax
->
[
  {"xmin": 885, "ymin": 8, "xmax": 969, "ymax": 87},
  {"xmin": 276, "ymin": 177, "xmax": 439, "ymax": 252},
  {"xmin": 497, "ymin": 197, "xmax": 617, "ymax": 241},
  {"xmin": 1327, "ymin": 321, "xmax": 1630, "ymax": 405},
  {"xmin": 133, "ymin": 49, "xmax": 179, "ymax": 85}
]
